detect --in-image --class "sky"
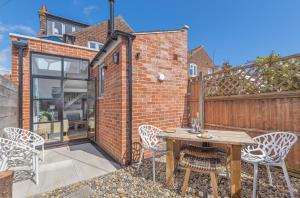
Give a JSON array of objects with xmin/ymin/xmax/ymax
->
[{"xmin": 0, "ymin": 0, "xmax": 300, "ymax": 73}]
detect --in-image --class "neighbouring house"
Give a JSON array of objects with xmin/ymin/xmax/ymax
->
[
  {"xmin": 188, "ymin": 45, "xmax": 215, "ymax": 77},
  {"xmin": 10, "ymin": 4, "xmax": 188, "ymax": 164}
]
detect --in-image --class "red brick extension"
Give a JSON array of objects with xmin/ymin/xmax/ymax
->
[{"xmin": 11, "ymin": 28, "xmax": 188, "ymax": 164}]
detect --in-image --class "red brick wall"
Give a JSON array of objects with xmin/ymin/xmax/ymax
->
[
  {"xmin": 188, "ymin": 47, "xmax": 215, "ymax": 75},
  {"xmin": 132, "ymin": 30, "xmax": 189, "ymax": 158},
  {"xmin": 10, "ymin": 36, "xmax": 97, "ymax": 130},
  {"xmin": 72, "ymin": 16, "xmax": 133, "ymax": 47},
  {"xmin": 90, "ymin": 42, "xmax": 129, "ymax": 164}
]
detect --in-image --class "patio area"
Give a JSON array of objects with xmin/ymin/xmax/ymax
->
[
  {"xmin": 35, "ymin": 156, "xmax": 300, "ymax": 198},
  {"xmin": 12, "ymin": 143, "xmax": 120, "ymax": 198}
]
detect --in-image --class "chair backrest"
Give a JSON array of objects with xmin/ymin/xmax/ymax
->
[
  {"xmin": 138, "ymin": 125, "xmax": 161, "ymax": 149},
  {"xmin": 0, "ymin": 137, "xmax": 38, "ymax": 171},
  {"xmin": 254, "ymin": 132, "xmax": 298, "ymax": 162},
  {"xmin": 3, "ymin": 127, "xmax": 44, "ymax": 146}
]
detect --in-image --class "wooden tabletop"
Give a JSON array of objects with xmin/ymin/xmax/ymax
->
[{"xmin": 158, "ymin": 128, "xmax": 255, "ymax": 146}]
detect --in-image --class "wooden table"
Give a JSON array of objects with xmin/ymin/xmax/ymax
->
[{"xmin": 158, "ymin": 128, "xmax": 255, "ymax": 198}]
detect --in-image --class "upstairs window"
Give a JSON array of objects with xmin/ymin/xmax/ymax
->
[
  {"xmin": 53, "ymin": 21, "xmax": 64, "ymax": 36},
  {"xmin": 208, "ymin": 67, "xmax": 213, "ymax": 74},
  {"xmin": 189, "ymin": 63, "xmax": 197, "ymax": 77},
  {"xmin": 88, "ymin": 41, "xmax": 104, "ymax": 50}
]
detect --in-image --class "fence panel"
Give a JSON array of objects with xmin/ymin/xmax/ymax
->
[
  {"xmin": 188, "ymin": 56, "xmax": 300, "ymax": 173},
  {"xmin": 0, "ymin": 75, "xmax": 18, "ymax": 131}
]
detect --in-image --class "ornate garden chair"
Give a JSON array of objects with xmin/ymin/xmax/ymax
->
[
  {"xmin": 0, "ymin": 137, "xmax": 40, "ymax": 184},
  {"xmin": 4, "ymin": 127, "xmax": 45, "ymax": 161},
  {"xmin": 137, "ymin": 125, "xmax": 166, "ymax": 182},
  {"xmin": 242, "ymin": 132, "xmax": 298, "ymax": 198}
]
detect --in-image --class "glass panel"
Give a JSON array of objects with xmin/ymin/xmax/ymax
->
[
  {"xmin": 33, "ymin": 100, "xmax": 62, "ymax": 123},
  {"xmin": 87, "ymin": 79, "xmax": 96, "ymax": 141},
  {"xmin": 64, "ymin": 58, "xmax": 88, "ymax": 79},
  {"xmin": 32, "ymin": 54, "xmax": 62, "ymax": 76},
  {"xmin": 53, "ymin": 21, "xmax": 63, "ymax": 36},
  {"xmin": 65, "ymin": 24, "xmax": 73, "ymax": 34},
  {"xmin": 33, "ymin": 122, "xmax": 61, "ymax": 143},
  {"xmin": 46, "ymin": 20, "xmax": 53, "ymax": 35},
  {"xmin": 63, "ymin": 80, "xmax": 88, "ymax": 140},
  {"xmin": 99, "ymin": 66, "xmax": 104, "ymax": 96},
  {"xmin": 33, "ymin": 78, "xmax": 61, "ymax": 99}
]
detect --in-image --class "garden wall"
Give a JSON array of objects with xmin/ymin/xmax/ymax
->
[{"xmin": 0, "ymin": 75, "xmax": 18, "ymax": 131}]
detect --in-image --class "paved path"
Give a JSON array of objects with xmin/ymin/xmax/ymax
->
[{"xmin": 12, "ymin": 143, "xmax": 119, "ymax": 198}]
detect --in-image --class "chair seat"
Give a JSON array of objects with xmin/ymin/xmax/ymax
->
[
  {"xmin": 179, "ymin": 152, "xmax": 225, "ymax": 173},
  {"xmin": 181, "ymin": 144, "xmax": 224, "ymax": 159}
]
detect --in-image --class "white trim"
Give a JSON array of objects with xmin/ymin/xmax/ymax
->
[
  {"xmin": 133, "ymin": 30, "xmax": 184, "ymax": 35},
  {"xmin": 88, "ymin": 41, "xmax": 104, "ymax": 50},
  {"xmin": 189, "ymin": 63, "xmax": 197, "ymax": 77},
  {"xmin": 9, "ymin": 33, "xmax": 99, "ymax": 52}
]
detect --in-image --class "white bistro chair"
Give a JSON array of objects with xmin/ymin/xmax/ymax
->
[
  {"xmin": 0, "ymin": 137, "xmax": 40, "ymax": 184},
  {"xmin": 137, "ymin": 125, "xmax": 166, "ymax": 182},
  {"xmin": 242, "ymin": 132, "xmax": 298, "ymax": 198},
  {"xmin": 4, "ymin": 127, "xmax": 45, "ymax": 161}
]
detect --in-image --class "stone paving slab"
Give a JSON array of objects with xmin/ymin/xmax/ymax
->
[{"xmin": 12, "ymin": 143, "xmax": 119, "ymax": 198}]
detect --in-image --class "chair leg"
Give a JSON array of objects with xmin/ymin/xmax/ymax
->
[
  {"xmin": 253, "ymin": 163, "xmax": 259, "ymax": 198},
  {"xmin": 137, "ymin": 148, "xmax": 144, "ymax": 171},
  {"xmin": 210, "ymin": 172, "xmax": 219, "ymax": 198},
  {"xmin": 35, "ymin": 155, "xmax": 39, "ymax": 185},
  {"xmin": 42, "ymin": 144, "xmax": 45, "ymax": 162},
  {"xmin": 181, "ymin": 167, "xmax": 191, "ymax": 196},
  {"xmin": 266, "ymin": 165, "xmax": 273, "ymax": 186},
  {"xmin": 281, "ymin": 162, "xmax": 295, "ymax": 198},
  {"xmin": 152, "ymin": 151, "xmax": 156, "ymax": 182}
]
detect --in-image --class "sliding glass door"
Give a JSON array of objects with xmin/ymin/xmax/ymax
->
[{"xmin": 31, "ymin": 53, "xmax": 89, "ymax": 143}]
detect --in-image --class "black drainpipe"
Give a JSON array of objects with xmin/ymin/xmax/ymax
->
[
  {"xmin": 12, "ymin": 40, "xmax": 28, "ymax": 128},
  {"xmin": 108, "ymin": 0, "xmax": 115, "ymax": 37},
  {"xmin": 114, "ymin": 30, "xmax": 135, "ymax": 165}
]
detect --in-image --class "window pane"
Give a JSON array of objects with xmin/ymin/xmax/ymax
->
[
  {"xmin": 33, "ymin": 100, "xmax": 62, "ymax": 123},
  {"xmin": 46, "ymin": 20, "xmax": 53, "ymax": 35},
  {"xmin": 33, "ymin": 78, "xmax": 61, "ymax": 99},
  {"xmin": 33, "ymin": 122, "xmax": 61, "ymax": 143},
  {"xmin": 32, "ymin": 54, "xmax": 62, "ymax": 76},
  {"xmin": 65, "ymin": 24, "xmax": 73, "ymax": 34},
  {"xmin": 64, "ymin": 58, "xmax": 88, "ymax": 79},
  {"xmin": 208, "ymin": 68, "xmax": 213, "ymax": 74},
  {"xmin": 53, "ymin": 21, "xmax": 63, "ymax": 36},
  {"xmin": 89, "ymin": 42, "xmax": 96, "ymax": 49},
  {"xmin": 99, "ymin": 67, "xmax": 104, "ymax": 95}
]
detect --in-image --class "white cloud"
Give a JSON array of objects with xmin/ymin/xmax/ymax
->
[
  {"xmin": 0, "ymin": 22, "xmax": 35, "ymax": 35},
  {"xmin": 83, "ymin": 5, "xmax": 98, "ymax": 16},
  {"xmin": 0, "ymin": 47, "xmax": 11, "ymax": 74}
]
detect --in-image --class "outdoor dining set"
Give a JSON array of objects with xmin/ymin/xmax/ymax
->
[{"xmin": 137, "ymin": 123, "xmax": 298, "ymax": 198}]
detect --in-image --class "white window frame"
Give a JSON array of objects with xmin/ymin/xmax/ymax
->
[
  {"xmin": 207, "ymin": 67, "xmax": 213, "ymax": 74},
  {"xmin": 88, "ymin": 41, "xmax": 104, "ymax": 50},
  {"xmin": 52, "ymin": 21, "xmax": 65, "ymax": 36},
  {"xmin": 189, "ymin": 63, "xmax": 197, "ymax": 77},
  {"xmin": 99, "ymin": 65, "xmax": 105, "ymax": 97}
]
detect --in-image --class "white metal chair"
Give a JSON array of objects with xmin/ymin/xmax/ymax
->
[
  {"xmin": 242, "ymin": 132, "xmax": 298, "ymax": 198},
  {"xmin": 0, "ymin": 137, "xmax": 40, "ymax": 184},
  {"xmin": 137, "ymin": 125, "xmax": 166, "ymax": 182},
  {"xmin": 4, "ymin": 127, "xmax": 45, "ymax": 161}
]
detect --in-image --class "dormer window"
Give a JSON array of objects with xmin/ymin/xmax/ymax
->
[
  {"xmin": 189, "ymin": 63, "xmax": 197, "ymax": 77},
  {"xmin": 88, "ymin": 41, "xmax": 104, "ymax": 50},
  {"xmin": 53, "ymin": 21, "xmax": 64, "ymax": 36}
]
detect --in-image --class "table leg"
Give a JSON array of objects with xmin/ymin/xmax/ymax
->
[
  {"xmin": 166, "ymin": 139, "xmax": 181, "ymax": 188},
  {"xmin": 230, "ymin": 145, "xmax": 242, "ymax": 198}
]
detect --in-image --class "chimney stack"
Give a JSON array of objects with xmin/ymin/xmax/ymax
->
[
  {"xmin": 108, "ymin": 0, "xmax": 115, "ymax": 37},
  {"xmin": 38, "ymin": 5, "xmax": 47, "ymax": 37}
]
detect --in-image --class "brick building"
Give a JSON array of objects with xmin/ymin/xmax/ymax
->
[
  {"xmin": 10, "ymin": 5, "xmax": 188, "ymax": 164},
  {"xmin": 188, "ymin": 45, "xmax": 215, "ymax": 77}
]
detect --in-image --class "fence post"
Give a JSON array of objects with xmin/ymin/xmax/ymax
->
[{"xmin": 199, "ymin": 72, "xmax": 205, "ymax": 128}]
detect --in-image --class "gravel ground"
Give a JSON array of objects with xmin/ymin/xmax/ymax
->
[{"xmin": 36, "ymin": 156, "xmax": 300, "ymax": 198}]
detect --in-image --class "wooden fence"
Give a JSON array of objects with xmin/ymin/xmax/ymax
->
[
  {"xmin": 0, "ymin": 75, "xmax": 18, "ymax": 131},
  {"xmin": 187, "ymin": 57, "xmax": 300, "ymax": 173}
]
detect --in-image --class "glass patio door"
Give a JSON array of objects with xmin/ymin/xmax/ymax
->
[{"xmin": 87, "ymin": 78, "xmax": 96, "ymax": 142}]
